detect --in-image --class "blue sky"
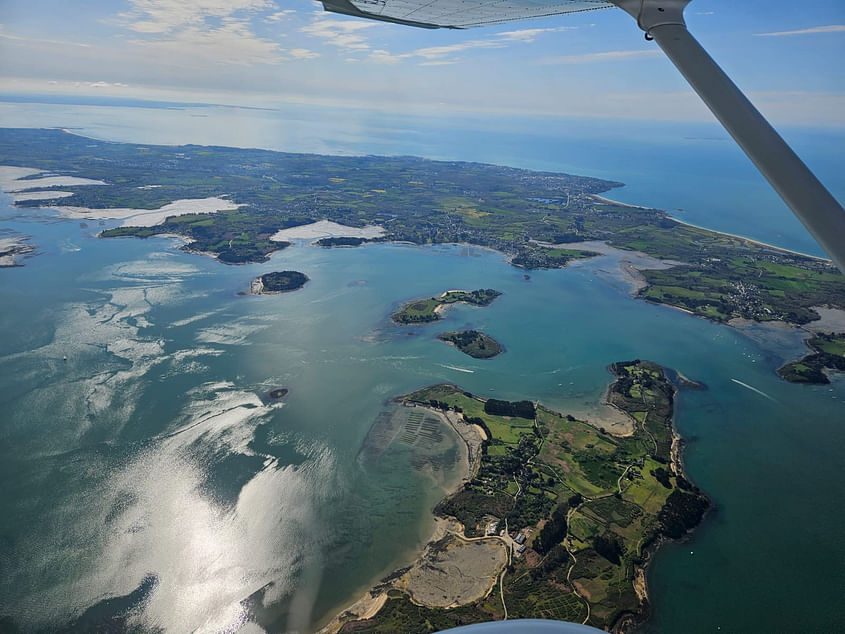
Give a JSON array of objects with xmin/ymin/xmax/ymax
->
[{"xmin": 0, "ymin": 0, "xmax": 843, "ymax": 126}]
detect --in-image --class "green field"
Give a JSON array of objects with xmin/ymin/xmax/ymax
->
[
  {"xmin": 6, "ymin": 128, "xmax": 841, "ymax": 326},
  {"xmin": 778, "ymin": 333, "xmax": 845, "ymax": 384}
]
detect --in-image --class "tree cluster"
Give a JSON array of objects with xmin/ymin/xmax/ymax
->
[{"xmin": 484, "ymin": 398, "xmax": 536, "ymax": 420}]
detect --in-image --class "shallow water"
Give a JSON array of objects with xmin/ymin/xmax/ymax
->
[{"xmin": 0, "ymin": 105, "xmax": 843, "ymax": 632}]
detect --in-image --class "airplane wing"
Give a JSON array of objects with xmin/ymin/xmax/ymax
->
[{"xmin": 321, "ymin": 0, "xmax": 612, "ymax": 29}]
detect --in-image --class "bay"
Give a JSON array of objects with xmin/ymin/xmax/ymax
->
[{"xmin": 0, "ymin": 101, "xmax": 843, "ymax": 632}]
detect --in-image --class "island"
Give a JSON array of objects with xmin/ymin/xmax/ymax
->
[
  {"xmin": 2, "ymin": 128, "xmax": 842, "ymax": 331},
  {"xmin": 778, "ymin": 332, "xmax": 845, "ymax": 384},
  {"xmin": 250, "ymin": 270, "xmax": 308, "ymax": 294},
  {"xmin": 392, "ymin": 289, "xmax": 501, "ymax": 325},
  {"xmin": 267, "ymin": 388, "xmax": 289, "ymax": 400},
  {"xmin": 438, "ymin": 330, "xmax": 503, "ymax": 359},
  {"xmin": 316, "ymin": 236, "xmax": 371, "ymax": 248},
  {"xmin": 328, "ymin": 360, "xmax": 708, "ymax": 633}
]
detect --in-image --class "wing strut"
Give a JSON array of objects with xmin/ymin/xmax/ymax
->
[{"xmin": 611, "ymin": 0, "xmax": 845, "ymax": 271}]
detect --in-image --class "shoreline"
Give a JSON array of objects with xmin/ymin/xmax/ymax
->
[
  {"xmin": 322, "ymin": 371, "xmax": 702, "ymax": 632},
  {"xmin": 589, "ymin": 193, "xmax": 651, "ymax": 210},
  {"xmin": 318, "ymin": 403, "xmax": 483, "ymax": 634}
]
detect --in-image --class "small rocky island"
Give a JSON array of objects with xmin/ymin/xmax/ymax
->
[
  {"xmin": 438, "ymin": 330, "xmax": 503, "ymax": 359},
  {"xmin": 778, "ymin": 332, "xmax": 845, "ymax": 384},
  {"xmin": 249, "ymin": 270, "xmax": 308, "ymax": 294},
  {"xmin": 392, "ymin": 289, "xmax": 501, "ymax": 324},
  {"xmin": 315, "ymin": 236, "xmax": 370, "ymax": 248}
]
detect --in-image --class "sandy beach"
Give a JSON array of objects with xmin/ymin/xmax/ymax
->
[
  {"xmin": 669, "ymin": 216, "xmax": 831, "ymax": 262},
  {"xmin": 589, "ymin": 193, "xmax": 651, "ymax": 210},
  {"xmin": 535, "ymin": 239, "xmax": 682, "ymax": 295}
]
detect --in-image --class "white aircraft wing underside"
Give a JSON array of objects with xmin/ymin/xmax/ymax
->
[{"xmin": 321, "ymin": 0, "xmax": 613, "ymax": 29}]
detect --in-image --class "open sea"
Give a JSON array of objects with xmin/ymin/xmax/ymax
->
[{"xmin": 0, "ymin": 98, "xmax": 843, "ymax": 633}]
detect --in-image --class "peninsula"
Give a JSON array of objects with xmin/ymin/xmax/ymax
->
[
  {"xmin": 329, "ymin": 361, "xmax": 708, "ymax": 633},
  {"xmin": 392, "ymin": 289, "xmax": 501, "ymax": 325},
  {"xmin": 778, "ymin": 332, "xmax": 845, "ymax": 384},
  {"xmin": 249, "ymin": 270, "xmax": 308, "ymax": 295},
  {"xmin": 438, "ymin": 330, "xmax": 503, "ymax": 359}
]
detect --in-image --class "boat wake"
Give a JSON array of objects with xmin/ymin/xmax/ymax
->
[
  {"xmin": 439, "ymin": 363, "xmax": 475, "ymax": 374},
  {"xmin": 731, "ymin": 378, "xmax": 776, "ymax": 402}
]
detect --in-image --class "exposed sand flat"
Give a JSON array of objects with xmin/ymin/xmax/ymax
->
[
  {"xmin": 399, "ymin": 535, "xmax": 507, "ymax": 608},
  {"xmin": 807, "ymin": 306, "xmax": 845, "ymax": 333},
  {"xmin": 12, "ymin": 191, "xmax": 75, "ymax": 202},
  {"xmin": 535, "ymin": 239, "xmax": 682, "ymax": 294},
  {"xmin": 270, "ymin": 220, "xmax": 385, "ymax": 242},
  {"xmin": 0, "ymin": 166, "xmax": 106, "ymax": 192},
  {"xmin": 0, "ymin": 166, "xmax": 42, "ymax": 191},
  {"xmin": 49, "ymin": 197, "xmax": 241, "ymax": 227},
  {"xmin": 670, "ymin": 217, "xmax": 830, "ymax": 262}
]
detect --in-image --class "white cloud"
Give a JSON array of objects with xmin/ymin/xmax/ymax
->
[
  {"xmin": 264, "ymin": 10, "xmax": 296, "ymax": 23},
  {"xmin": 126, "ymin": 20, "xmax": 284, "ymax": 66},
  {"xmin": 116, "ymin": 0, "xmax": 274, "ymax": 34},
  {"xmin": 539, "ymin": 49, "xmax": 661, "ymax": 65},
  {"xmin": 494, "ymin": 26, "xmax": 578, "ymax": 43},
  {"xmin": 300, "ymin": 15, "xmax": 378, "ymax": 51},
  {"xmin": 755, "ymin": 25, "xmax": 845, "ymax": 37},
  {"xmin": 111, "ymin": 0, "xmax": 289, "ymax": 66},
  {"xmin": 289, "ymin": 48, "xmax": 320, "ymax": 60}
]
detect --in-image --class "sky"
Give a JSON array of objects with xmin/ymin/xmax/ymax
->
[{"xmin": 0, "ymin": 0, "xmax": 843, "ymax": 126}]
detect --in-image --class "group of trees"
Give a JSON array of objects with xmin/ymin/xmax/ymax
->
[
  {"xmin": 260, "ymin": 270, "xmax": 308, "ymax": 292},
  {"xmin": 658, "ymin": 490, "xmax": 709, "ymax": 539},
  {"xmin": 593, "ymin": 533, "xmax": 624, "ymax": 565},
  {"xmin": 534, "ymin": 502, "xmax": 569, "ymax": 555},
  {"xmin": 484, "ymin": 399, "xmax": 536, "ymax": 420}
]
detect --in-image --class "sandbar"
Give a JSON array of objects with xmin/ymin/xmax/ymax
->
[
  {"xmin": 52, "ymin": 197, "xmax": 241, "ymax": 227},
  {"xmin": 0, "ymin": 165, "xmax": 106, "ymax": 192},
  {"xmin": 270, "ymin": 220, "xmax": 385, "ymax": 242},
  {"xmin": 536, "ymin": 239, "xmax": 682, "ymax": 294}
]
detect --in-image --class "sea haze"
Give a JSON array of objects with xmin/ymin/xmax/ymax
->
[{"xmin": 0, "ymin": 102, "xmax": 843, "ymax": 633}]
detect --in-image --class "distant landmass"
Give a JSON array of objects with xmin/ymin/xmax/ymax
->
[{"xmin": 1, "ymin": 126, "xmax": 843, "ymax": 361}]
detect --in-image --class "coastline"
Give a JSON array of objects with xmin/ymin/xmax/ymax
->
[
  {"xmin": 590, "ymin": 191, "xmax": 830, "ymax": 263},
  {"xmin": 668, "ymin": 216, "xmax": 830, "ymax": 262},
  {"xmin": 322, "ymin": 369, "xmax": 704, "ymax": 633},
  {"xmin": 318, "ymin": 404, "xmax": 483, "ymax": 634}
]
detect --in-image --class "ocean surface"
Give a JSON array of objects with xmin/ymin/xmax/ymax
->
[{"xmin": 0, "ymin": 99, "xmax": 843, "ymax": 633}]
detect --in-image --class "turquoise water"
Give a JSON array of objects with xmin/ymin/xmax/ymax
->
[{"xmin": 0, "ymin": 104, "xmax": 843, "ymax": 632}]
